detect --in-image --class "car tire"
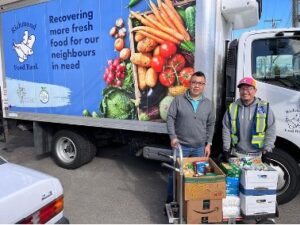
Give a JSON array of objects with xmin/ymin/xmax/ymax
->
[
  {"xmin": 52, "ymin": 130, "xmax": 96, "ymax": 169},
  {"xmin": 265, "ymin": 148, "xmax": 300, "ymax": 204}
]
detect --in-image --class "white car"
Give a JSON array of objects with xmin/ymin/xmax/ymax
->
[{"xmin": 0, "ymin": 156, "xmax": 69, "ymax": 223}]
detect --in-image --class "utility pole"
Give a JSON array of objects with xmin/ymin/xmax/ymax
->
[
  {"xmin": 292, "ymin": 0, "xmax": 299, "ymax": 27},
  {"xmin": 264, "ymin": 18, "xmax": 282, "ymax": 28}
]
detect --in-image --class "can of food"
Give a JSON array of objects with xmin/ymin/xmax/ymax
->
[
  {"xmin": 197, "ymin": 164, "xmax": 206, "ymax": 175},
  {"xmin": 193, "ymin": 161, "xmax": 206, "ymax": 175}
]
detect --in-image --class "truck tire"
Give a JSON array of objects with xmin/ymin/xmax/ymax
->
[
  {"xmin": 52, "ymin": 130, "xmax": 96, "ymax": 169},
  {"xmin": 265, "ymin": 148, "xmax": 300, "ymax": 204}
]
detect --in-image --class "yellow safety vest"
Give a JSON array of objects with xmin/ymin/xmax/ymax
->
[{"xmin": 228, "ymin": 100, "xmax": 269, "ymax": 149}]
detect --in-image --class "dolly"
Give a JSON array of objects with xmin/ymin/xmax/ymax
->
[
  {"xmin": 158, "ymin": 146, "xmax": 279, "ymax": 224},
  {"xmin": 158, "ymin": 144, "xmax": 184, "ymax": 224}
]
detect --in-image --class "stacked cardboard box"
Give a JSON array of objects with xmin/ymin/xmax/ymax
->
[
  {"xmin": 239, "ymin": 165, "xmax": 278, "ymax": 216},
  {"xmin": 177, "ymin": 157, "xmax": 226, "ymax": 224}
]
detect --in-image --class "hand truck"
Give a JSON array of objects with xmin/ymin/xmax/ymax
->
[{"xmin": 158, "ymin": 144, "xmax": 184, "ymax": 224}]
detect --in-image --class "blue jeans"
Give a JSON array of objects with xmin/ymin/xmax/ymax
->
[{"xmin": 166, "ymin": 145, "xmax": 205, "ymax": 203}]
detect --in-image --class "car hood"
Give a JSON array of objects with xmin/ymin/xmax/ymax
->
[{"xmin": 0, "ymin": 162, "xmax": 63, "ymax": 223}]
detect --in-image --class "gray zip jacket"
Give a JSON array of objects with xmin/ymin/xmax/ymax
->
[
  {"xmin": 222, "ymin": 97, "xmax": 276, "ymax": 153},
  {"xmin": 167, "ymin": 91, "xmax": 216, "ymax": 148}
]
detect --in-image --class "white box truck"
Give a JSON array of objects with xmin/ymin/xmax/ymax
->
[{"xmin": 0, "ymin": 0, "xmax": 299, "ymax": 204}]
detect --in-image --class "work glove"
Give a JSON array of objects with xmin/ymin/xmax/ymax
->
[
  {"xmin": 261, "ymin": 149, "xmax": 270, "ymax": 164},
  {"xmin": 223, "ymin": 149, "xmax": 232, "ymax": 162}
]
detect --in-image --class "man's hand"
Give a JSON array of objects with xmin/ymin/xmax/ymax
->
[
  {"xmin": 170, "ymin": 138, "xmax": 179, "ymax": 149},
  {"xmin": 205, "ymin": 144, "xmax": 211, "ymax": 159}
]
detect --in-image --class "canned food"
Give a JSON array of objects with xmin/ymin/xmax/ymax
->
[{"xmin": 193, "ymin": 161, "xmax": 207, "ymax": 175}]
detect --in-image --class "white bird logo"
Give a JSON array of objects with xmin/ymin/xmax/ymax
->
[{"xmin": 13, "ymin": 30, "xmax": 35, "ymax": 63}]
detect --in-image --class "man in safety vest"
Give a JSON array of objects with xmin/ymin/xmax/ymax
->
[{"xmin": 222, "ymin": 77, "xmax": 276, "ymax": 160}]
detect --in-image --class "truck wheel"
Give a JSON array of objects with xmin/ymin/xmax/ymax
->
[
  {"xmin": 52, "ymin": 130, "xmax": 96, "ymax": 169},
  {"xmin": 265, "ymin": 148, "xmax": 300, "ymax": 204}
]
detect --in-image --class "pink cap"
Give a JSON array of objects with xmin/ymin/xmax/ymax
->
[{"xmin": 237, "ymin": 77, "xmax": 256, "ymax": 88}]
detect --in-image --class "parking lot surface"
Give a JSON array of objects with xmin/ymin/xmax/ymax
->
[{"xmin": 0, "ymin": 129, "xmax": 299, "ymax": 223}]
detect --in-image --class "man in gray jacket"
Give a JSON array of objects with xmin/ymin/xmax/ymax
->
[
  {"xmin": 222, "ymin": 77, "xmax": 276, "ymax": 159},
  {"xmin": 165, "ymin": 71, "xmax": 215, "ymax": 203},
  {"xmin": 167, "ymin": 71, "xmax": 215, "ymax": 157}
]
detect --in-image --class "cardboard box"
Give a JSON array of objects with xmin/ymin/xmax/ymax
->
[
  {"xmin": 178, "ymin": 157, "xmax": 226, "ymax": 200},
  {"xmin": 240, "ymin": 193, "xmax": 276, "ymax": 216},
  {"xmin": 184, "ymin": 199, "xmax": 223, "ymax": 224},
  {"xmin": 240, "ymin": 166, "xmax": 278, "ymax": 190}
]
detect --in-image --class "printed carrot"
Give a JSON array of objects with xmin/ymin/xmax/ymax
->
[
  {"xmin": 159, "ymin": 5, "xmax": 178, "ymax": 31},
  {"xmin": 162, "ymin": 3, "xmax": 190, "ymax": 41},
  {"xmin": 144, "ymin": 14, "xmax": 184, "ymax": 41},
  {"xmin": 149, "ymin": 1, "xmax": 168, "ymax": 27},
  {"xmin": 131, "ymin": 11, "xmax": 158, "ymax": 29},
  {"xmin": 157, "ymin": 0, "xmax": 162, "ymax": 8},
  {"xmin": 147, "ymin": 13, "xmax": 157, "ymax": 21},
  {"xmin": 132, "ymin": 26, "xmax": 180, "ymax": 44},
  {"xmin": 136, "ymin": 31, "xmax": 164, "ymax": 44},
  {"xmin": 164, "ymin": 0, "xmax": 184, "ymax": 24}
]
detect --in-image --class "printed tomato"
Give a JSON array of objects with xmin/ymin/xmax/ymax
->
[
  {"xmin": 160, "ymin": 42, "xmax": 177, "ymax": 58},
  {"xmin": 179, "ymin": 67, "xmax": 194, "ymax": 87},
  {"xmin": 167, "ymin": 54, "xmax": 186, "ymax": 72},
  {"xmin": 159, "ymin": 68, "xmax": 176, "ymax": 87},
  {"xmin": 151, "ymin": 56, "xmax": 165, "ymax": 72}
]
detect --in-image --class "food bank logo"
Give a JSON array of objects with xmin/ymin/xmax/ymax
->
[
  {"xmin": 285, "ymin": 109, "xmax": 300, "ymax": 129},
  {"xmin": 13, "ymin": 30, "xmax": 35, "ymax": 63}
]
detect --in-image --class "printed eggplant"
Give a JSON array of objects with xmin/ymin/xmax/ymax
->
[{"xmin": 139, "ymin": 83, "xmax": 167, "ymax": 110}]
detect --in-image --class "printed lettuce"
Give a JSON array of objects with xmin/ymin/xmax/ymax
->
[{"xmin": 100, "ymin": 86, "xmax": 136, "ymax": 120}]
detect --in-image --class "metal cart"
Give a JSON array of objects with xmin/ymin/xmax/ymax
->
[
  {"xmin": 159, "ymin": 144, "xmax": 184, "ymax": 224},
  {"xmin": 158, "ymin": 147, "xmax": 278, "ymax": 224}
]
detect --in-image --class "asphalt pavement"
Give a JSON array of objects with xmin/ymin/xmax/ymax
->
[{"xmin": 0, "ymin": 129, "xmax": 299, "ymax": 223}]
